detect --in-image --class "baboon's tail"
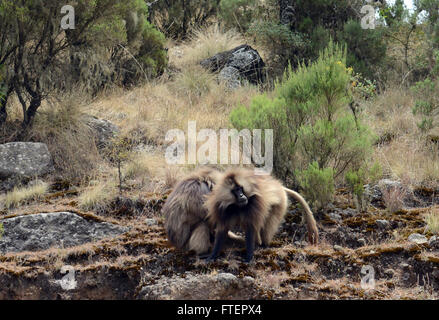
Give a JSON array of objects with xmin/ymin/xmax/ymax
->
[{"xmin": 283, "ymin": 188, "xmax": 319, "ymax": 245}]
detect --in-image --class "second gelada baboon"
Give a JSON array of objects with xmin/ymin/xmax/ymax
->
[{"xmin": 205, "ymin": 168, "xmax": 319, "ymax": 262}]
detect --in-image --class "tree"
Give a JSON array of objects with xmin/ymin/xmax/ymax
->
[
  {"xmin": 148, "ymin": 0, "xmax": 221, "ymax": 39},
  {"xmin": 0, "ymin": 0, "xmax": 166, "ymax": 131}
]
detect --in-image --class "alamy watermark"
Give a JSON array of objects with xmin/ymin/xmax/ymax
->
[
  {"xmin": 360, "ymin": 265, "xmax": 376, "ymax": 290},
  {"xmin": 165, "ymin": 121, "xmax": 273, "ymax": 175},
  {"xmin": 361, "ymin": 0, "xmax": 377, "ymax": 29},
  {"xmin": 61, "ymin": 5, "xmax": 75, "ymax": 30},
  {"xmin": 53, "ymin": 265, "xmax": 77, "ymax": 291}
]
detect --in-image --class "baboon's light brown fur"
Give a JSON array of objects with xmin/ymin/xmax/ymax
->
[
  {"xmin": 206, "ymin": 168, "xmax": 319, "ymax": 247},
  {"xmin": 163, "ymin": 167, "xmax": 222, "ymax": 254}
]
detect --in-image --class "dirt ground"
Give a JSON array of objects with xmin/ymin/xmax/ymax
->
[{"xmin": 0, "ymin": 186, "xmax": 438, "ymax": 300}]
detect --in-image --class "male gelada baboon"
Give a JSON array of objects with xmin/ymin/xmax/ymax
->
[
  {"xmin": 205, "ymin": 168, "xmax": 319, "ymax": 262},
  {"xmin": 163, "ymin": 167, "xmax": 222, "ymax": 255}
]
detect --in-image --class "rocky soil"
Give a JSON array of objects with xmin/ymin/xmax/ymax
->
[{"xmin": 0, "ymin": 182, "xmax": 438, "ymax": 300}]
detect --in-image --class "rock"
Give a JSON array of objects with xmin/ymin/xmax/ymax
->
[
  {"xmin": 0, "ymin": 212, "xmax": 128, "ymax": 254},
  {"xmin": 144, "ymin": 218, "xmax": 158, "ymax": 226},
  {"xmin": 357, "ymin": 238, "xmax": 366, "ymax": 246},
  {"xmin": 400, "ymin": 263, "xmax": 410, "ymax": 269},
  {"xmin": 364, "ymin": 179, "xmax": 414, "ymax": 208},
  {"xmin": 428, "ymin": 235, "xmax": 439, "ymax": 248},
  {"xmin": 218, "ymin": 66, "xmax": 242, "ymax": 89},
  {"xmin": 376, "ymin": 219, "xmax": 389, "ymax": 228},
  {"xmin": 137, "ymin": 272, "xmax": 260, "ymax": 300},
  {"xmin": 384, "ymin": 268, "xmax": 395, "ymax": 278},
  {"xmin": 0, "ymin": 142, "xmax": 53, "ymax": 188},
  {"xmin": 333, "ymin": 245, "xmax": 343, "ymax": 252},
  {"xmin": 200, "ymin": 44, "xmax": 265, "ymax": 88},
  {"xmin": 329, "ymin": 212, "xmax": 342, "ymax": 221},
  {"xmin": 83, "ymin": 115, "xmax": 120, "ymax": 148},
  {"xmin": 407, "ymin": 233, "xmax": 428, "ymax": 244}
]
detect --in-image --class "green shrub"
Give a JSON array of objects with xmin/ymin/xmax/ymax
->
[
  {"xmin": 148, "ymin": 0, "xmax": 220, "ymax": 39},
  {"xmin": 412, "ymin": 77, "xmax": 439, "ymax": 132},
  {"xmin": 345, "ymin": 162, "xmax": 382, "ymax": 212},
  {"xmin": 339, "ymin": 20, "xmax": 387, "ymax": 82},
  {"xmin": 231, "ymin": 42, "xmax": 374, "ymax": 208},
  {"xmin": 219, "ymin": 0, "xmax": 257, "ymax": 32},
  {"xmin": 247, "ymin": 20, "xmax": 309, "ymax": 75},
  {"xmin": 231, "ymin": 42, "xmax": 374, "ymax": 184},
  {"xmin": 296, "ymin": 162, "xmax": 334, "ymax": 211}
]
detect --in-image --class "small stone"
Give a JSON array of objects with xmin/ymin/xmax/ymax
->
[
  {"xmin": 333, "ymin": 245, "xmax": 343, "ymax": 252},
  {"xmin": 329, "ymin": 212, "xmax": 342, "ymax": 221},
  {"xmin": 428, "ymin": 235, "xmax": 438, "ymax": 247},
  {"xmin": 145, "ymin": 218, "xmax": 158, "ymax": 226},
  {"xmin": 400, "ymin": 263, "xmax": 410, "ymax": 269},
  {"xmin": 384, "ymin": 269, "xmax": 395, "ymax": 277},
  {"xmin": 407, "ymin": 233, "xmax": 428, "ymax": 244},
  {"xmin": 376, "ymin": 219, "xmax": 389, "ymax": 228},
  {"xmin": 357, "ymin": 238, "xmax": 366, "ymax": 246}
]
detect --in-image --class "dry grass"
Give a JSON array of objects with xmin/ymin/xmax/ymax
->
[
  {"xmin": 3, "ymin": 181, "xmax": 49, "ymax": 209},
  {"xmin": 382, "ymin": 186, "xmax": 406, "ymax": 214},
  {"xmin": 424, "ymin": 208, "xmax": 439, "ymax": 235},
  {"xmin": 27, "ymin": 95, "xmax": 101, "ymax": 183},
  {"xmin": 169, "ymin": 24, "xmax": 245, "ymax": 69},
  {"xmin": 78, "ymin": 181, "xmax": 117, "ymax": 212},
  {"xmin": 364, "ymin": 86, "xmax": 439, "ymax": 187}
]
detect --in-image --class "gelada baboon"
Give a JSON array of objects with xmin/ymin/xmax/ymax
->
[
  {"xmin": 163, "ymin": 167, "xmax": 221, "ymax": 255},
  {"xmin": 163, "ymin": 167, "xmax": 243, "ymax": 255},
  {"xmin": 205, "ymin": 168, "xmax": 319, "ymax": 262}
]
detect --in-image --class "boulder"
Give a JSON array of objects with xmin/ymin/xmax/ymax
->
[
  {"xmin": 138, "ymin": 272, "xmax": 260, "ymax": 300},
  {"xmin": 0, "ymin": 212, "xmax": 128, "ymax": 254},
  {"xmin": 0, "ymin": 142, "xmax": 53, "ymax": 191},
  {"xmin": 364, "ymin": 179, "xmax": 414, "ymax": 208},
  {"xmin": 407, "ymin": 233, "xmax": 428, "ymax": 245},
  {"xmin": 83, "ymin": 115, "xmax": 120, "ymax": 149},
  {"xmin": 200, "ymin": 45, "xmax": 265, "ymax": 88}
]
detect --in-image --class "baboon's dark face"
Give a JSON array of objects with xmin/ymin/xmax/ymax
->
[{"xmin": 232, "ymin": 185, "xmax": 248, "ymax": 207}]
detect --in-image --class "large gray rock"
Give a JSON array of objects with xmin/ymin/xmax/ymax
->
[
  {"xmin": 83, "ymin": 115, "xmax": 120, "ymax": 149},
  {"xmin": 0, "ymin": 142, "xmax": 53, "ymax": 179},
  {"xmin": 0, "ymin": 212, "xmax": 128, "ymax": 254},
  {"xmin": 364, "ymin": 179, "xmax": 414, "ymax": 208},
  {"xmin": 138, "ymin": 272, "xmax": 260, "ymax": 300},
  {"xmin": 200, "ymin": 45, "xmax": 265, "ymax": 88}
]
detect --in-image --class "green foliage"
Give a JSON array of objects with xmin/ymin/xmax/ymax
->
[
  {"xmin": 296, "ymin": 162, "xmax": 335, "ymax": 211},
  {"xmin": 230, "ymin": 42, "xmax": 374, "ymax": 196},
  {"xmin": 245, "ymin": 1, "xmax": 386, "ymax": 82},
  {"xmin": 149, "ymin": 0, "xmax": 220, "ymax": 39},
  {"xmin": 412, "ymin": 77, "xmax": 439, "ymax": 132},
  {"xmin": 345, "ymin": 162, "xmax": 382, "ymax": 212},
  {"xmin": 0, "ymin": 0, "xmax": 167, "ymax": 127},
  {"xmin": 247, "ymin": 21, "xmax": 309, "ymax": 75},
  {"xmin": 219, "ymin": 0, "xmax": 270, "ymax": 33},
  {"xmin": 339, "ymin": 20, "xmax": 387, "ymax": 81},
  {"xmin": 0, "ymin": 222, "xmax": 3, "ymax": 239}
]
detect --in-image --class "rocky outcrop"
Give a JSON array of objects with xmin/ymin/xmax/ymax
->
[
  {"xmin": 83, "ymin": 115, "xmax": 120, "ymax": 149},
  {"xmin": 364, "ymin": 179, "xmax": 415, "ymax": 208},
  {"xmin": 0, "ymin": 142, "xmax": 53, "ymax": 179},
  {"xmin": 0, "ymin": 212, "xmax": 128, "ymax": 254},
  {"xmin": 200, "ymin": 45, "xmax": 265, "ymax": 88},
  {"xmin": 0, "ymin": 142, "xmax": 53, "ymax": 191},
  {"xmin": 138, "ymin": 272, "xmax": 260, "ymax": 300}
]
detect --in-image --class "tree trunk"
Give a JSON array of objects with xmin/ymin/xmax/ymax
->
[
  {"xmin": 0, "ymin": 86, "xmax": 12, "ymax": 127},
  {"xmin": 23, "ymin": 96, "xmax": 41, "ymax": 129}
]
